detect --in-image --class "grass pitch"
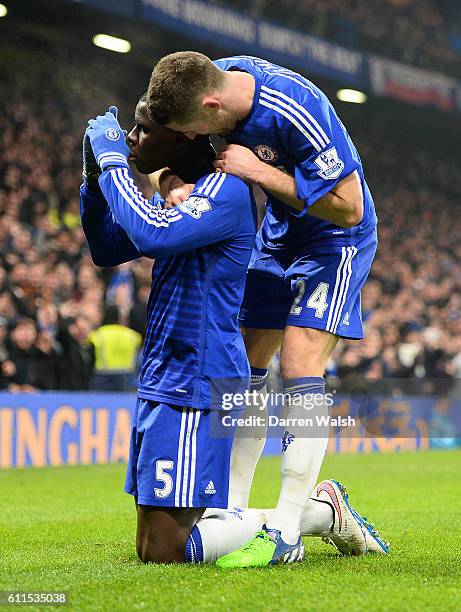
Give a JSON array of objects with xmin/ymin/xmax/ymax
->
[{"xmin": 1, "ymin": 450, "xmax": 461, "ymax": 611}]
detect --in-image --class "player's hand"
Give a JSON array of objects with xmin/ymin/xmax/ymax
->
[
  {"xmin": 213, "ymin": 144, "xmax": 265, "ymax": 183},
  {"xmin": 164, "ymin": 176, "xmax": 194, "ymax": 208},
  {"xmin": 85, "ymin": 106, "xmax": 130, "ymax": 172}
]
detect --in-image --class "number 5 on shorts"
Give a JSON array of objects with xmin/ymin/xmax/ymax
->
[
  {"xmin": 290, "ymin": 280, "xmax": 329, "ymax": 318},
  {"xmin": 154, "ymin": 459, "xmax": 174, "ymax": 498}
]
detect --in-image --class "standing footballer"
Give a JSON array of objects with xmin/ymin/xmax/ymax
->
[{"xmin": 147, "ymin": 53, "xmax": 386, "ymax": 567}]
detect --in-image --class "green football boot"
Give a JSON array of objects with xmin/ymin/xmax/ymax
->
[{"xmin": 216, "ymin": 526, "xmax": 304, "ymax": 568}]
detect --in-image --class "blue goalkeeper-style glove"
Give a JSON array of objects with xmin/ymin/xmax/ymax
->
[{"xmin": 85, "ymin": 106, "xmax": 129, "ymax": 172}]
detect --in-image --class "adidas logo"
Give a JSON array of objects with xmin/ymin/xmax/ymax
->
[
  {"xmin": 205, "ymin": 481, "xmax": 216, "ymax": 495},
  {"xmin": 342, "ymin": 311, "xmax": 350, "ymax": 326}
]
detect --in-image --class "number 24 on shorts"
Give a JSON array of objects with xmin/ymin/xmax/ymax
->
[{"xmin": 290, "ymin": 281, "xmax": 329, "ymax": 318}]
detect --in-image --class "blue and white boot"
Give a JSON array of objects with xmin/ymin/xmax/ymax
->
[{"xmin": 265, "ymin": 527, "xmax": 305, "ymax": 565}]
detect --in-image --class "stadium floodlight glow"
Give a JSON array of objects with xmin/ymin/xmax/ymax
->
[
  {"xmin": 0, "ymin": 4, "xmax": 8, "ymax": 17},
  {"xmin": 92, "ymin": 34, "xmax": 131, "ymax": 54},
  {"xmin": 337, "ymin": 89, "xmax": 367, "ymax": 104}
]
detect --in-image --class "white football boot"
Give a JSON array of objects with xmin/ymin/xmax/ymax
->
[{"xmin": 312, "ymin": 479, "xmax": 390, "ymax": 555}]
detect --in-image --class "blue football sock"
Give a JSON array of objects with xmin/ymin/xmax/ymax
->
[{"xmin": 184, "ymin": 525, "xmax": 204, "ymax": 563}]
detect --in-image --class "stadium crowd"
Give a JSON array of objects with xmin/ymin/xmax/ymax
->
[
  {"xmin": 212, "ymin": 0, "xmax": 461, "ymax": 79},
  {"xmin": 0, "ymin": 40, "xmax": 459, "ymax": 393},
  {"xmin": 330, "ymin": 134, "xmax": 460, "ymax": 394},
  {"xmin": 0, "ymin": 42, "xmax": 151, "ymax": 391}
]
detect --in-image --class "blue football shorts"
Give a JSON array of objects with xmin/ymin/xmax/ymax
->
[
  {"xmin": 125, "ymin": 399, "xmax": 239, "ymax": 508},
  {"xmin": 239, "ymin": 228, "xmax": 378, "ymax": 339}
]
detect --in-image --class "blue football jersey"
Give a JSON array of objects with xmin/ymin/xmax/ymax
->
[
  {"xmin": 80, "ymin": 169, "xmax": 257, "ymax": 409},
  {"xmin": 214, "ymin": 56, "xmax": 377, "ymax": 253}
]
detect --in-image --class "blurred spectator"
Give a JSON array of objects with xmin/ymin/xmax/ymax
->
[
  {"xmin": 0, "ymin": 36, "xmax": 154, "ymax": 391},
  {"xmin": 4, "ymin": 317, "xmax": 60, "ymax": 391},
  {"xmin": 57, "ymin": 315, "xmax": 94, "ymax": 390},
  {"xmin": 106, "ymin": 263, "xmax": 136, "ymax": 325},
  {"xmin": 87, "ymin": 305, "xmax": 142, "ymax": 391}
]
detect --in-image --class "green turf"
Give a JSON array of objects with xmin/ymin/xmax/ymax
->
[{"xmin": 1, "ymin": 451, "xmax": 461, "ymax": 611}]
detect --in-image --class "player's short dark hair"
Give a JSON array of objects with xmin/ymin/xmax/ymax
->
[
  {"xmin": 135, "ymin": 90, "xmax": 216, "ymax": 181},
  {"xmin": 147, "ymin": 51, "xmax": 224, "ymax": 125}
]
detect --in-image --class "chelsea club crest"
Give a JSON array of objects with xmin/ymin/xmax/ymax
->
[{"xmin": 254, "ymin": 144, "xmax": 278, "ymax": 163}]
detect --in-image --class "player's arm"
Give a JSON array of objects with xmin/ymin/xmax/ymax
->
[
  {"xmin": 85, "ymin": 107, "xmax": 250, "ymax": 257},
  {"xmin": 245, "ymin": 161, "xmax": 363, "ymax": 227},
  {"xmin": 214, "ymin": 146, "xmax": 362, "ymax": 228},
  {"xmin": 80, "ymin": 127, "xmax": 140, "ymax": 266},
  {"xmin": 98, "ymin": 169, "xmax": 250, "ymax": 258},
  {"xmin": 80, "ymin": 182, "xmax": 141, "ymax": 266},
  {"xmin": 309, "ymin": 170, "xmax": 363, "ymax": 227},
  {"xmin": 214, "ymin": 97, "xmax": 363, "ymax": 228}
]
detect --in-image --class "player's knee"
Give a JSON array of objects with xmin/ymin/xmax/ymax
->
[
  {"xmin": 280, "ymin": 326, "xmax": 337, "ymax": 378},
  {"xmin": 137, "ymin": 547, "xmax": 179, "ymax": 565},
  {"xmin": 136, "ymin": 531, "xmax": 185, "ymax": 564},
  {"xmin": 136, "ymin": 504, "xmax": 203, "ymax": 564}
]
